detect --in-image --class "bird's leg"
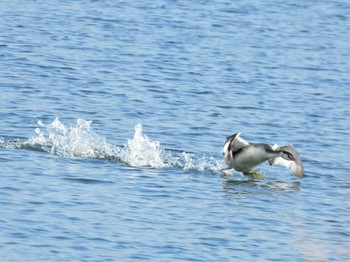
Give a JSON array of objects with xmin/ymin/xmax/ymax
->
[{"xmin": 243, "ymin": 171, "xmax": 266, "ymax": 179}]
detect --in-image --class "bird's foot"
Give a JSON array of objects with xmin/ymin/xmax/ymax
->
[{"xmin": 243, "ymin": 171, "xmax": 266, "ymax": 179}]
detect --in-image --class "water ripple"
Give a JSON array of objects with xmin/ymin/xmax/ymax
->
[{"xmin": 1, "ymin": 0, "xmax": 349, "ymax": 261}]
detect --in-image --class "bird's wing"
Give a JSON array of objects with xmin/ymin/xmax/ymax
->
[
  {"xmin": 223, "ymin": 132, "xmax": 249, "ymax": 164},
  {"xmin": 269, "ymin": 144, "xmax": 303, "ymax": 178},
  {"xmin": 223, "ymin": 132, "xmax": 249, "ymax": 154}
]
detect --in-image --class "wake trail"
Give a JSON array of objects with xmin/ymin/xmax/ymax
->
[{"xmin": 0, "ymin": 118, "xmax": 226, "ymax": 173}]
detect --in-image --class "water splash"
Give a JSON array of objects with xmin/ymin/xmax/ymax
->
[
  {"xmin": 119, "ymin": 123, "xmax": 225, "ymax": 172},
  {"xmin": 119, "ymin": 123, "xmax": 167, "ymax": 168},
  {"xmin": 25, "ymin": 118, "xmax": 119, "ymax": 159},
  {"xmin": 180, "ymin": 152, "xmax": 226, "ymax": 172},
  {"xmin": 2, "ymin": 118, "xmax": 225, "ymax": 173}
]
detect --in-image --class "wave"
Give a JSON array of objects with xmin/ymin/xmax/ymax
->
[{"xmin": 0, "ymin": 118, "xmax": 226, "ymax": 173}]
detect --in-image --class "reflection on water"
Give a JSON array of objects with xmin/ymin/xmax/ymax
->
[{"xmin": 223, "ymin": 178, "xmax": 301, "ymax": 196}]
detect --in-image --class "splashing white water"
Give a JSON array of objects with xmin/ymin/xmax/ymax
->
[
  {"xmin": 22, "ymin": 118, "xmax": 225, "ymax": 172},
  {"xmin": 181, "ymin": 152, "xmax": 226, "ymax": 172},
  {"xmin": 120, "ymin": 123, "xmax": 166, "ymax": 168},
  {"xmin": 26, "ymin": 118, "xmax": 119, "ymax": 159}
]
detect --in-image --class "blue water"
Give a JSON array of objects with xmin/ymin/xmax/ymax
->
[{"xmin": 1, "ymin": 0, "xmax": 349, "ymax": 261}]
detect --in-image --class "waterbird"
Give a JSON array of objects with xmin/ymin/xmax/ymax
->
[{"xmin": 223, "ymin": 132, "xmax": 303, "ymax": 178}]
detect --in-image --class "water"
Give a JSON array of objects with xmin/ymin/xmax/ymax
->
[{"xmin": 1, "ymin": 0, "xmax": 349, "ymax": 261}]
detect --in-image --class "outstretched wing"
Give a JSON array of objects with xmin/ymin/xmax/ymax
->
[
  {"xmin": 269, "ymin": 144, "xmax": 303, "ymax": 178},
  {"xmin": 223, "ymin": 132, "xmax": 249, "ymax": 165}
]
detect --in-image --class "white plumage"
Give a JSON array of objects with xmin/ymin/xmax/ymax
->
[{"xmin": 223, "ymin": 132, "xmax": 303, "ymax": 178}]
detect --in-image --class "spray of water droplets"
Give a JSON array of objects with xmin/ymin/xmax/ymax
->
[{"xmin": 20, "ymin": 118, "xmax": 226, "ymax": 173}]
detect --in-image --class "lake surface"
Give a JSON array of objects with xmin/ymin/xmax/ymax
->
[{"xmin": 1, "ymin": 0, "xmax": 349, "ymax": 261}]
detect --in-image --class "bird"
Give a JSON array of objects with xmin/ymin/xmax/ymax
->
[{"xmin": 222, "ymin": 132, "xmax": 303, "ymax": 178}]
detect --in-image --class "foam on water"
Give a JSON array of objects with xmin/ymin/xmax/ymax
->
[
  {"xmin": 120, "ymin": 123, "xmax": 167, "ymax": 168},
  {"xmin": 5, "ymin": 118, "xmax": 226, "ymax": 173},
  {"xmin": 26, "ymin": 118, "xmax": 119, "ymax": 159}
]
